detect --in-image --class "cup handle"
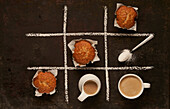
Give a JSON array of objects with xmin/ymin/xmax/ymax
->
[
  {"xmin": 78, "ymin": 91, "xmax": 88, "ymax": 102},
  {"xmin": 143, "ymin": 83, "xmax": 151, "ymax": 88}
]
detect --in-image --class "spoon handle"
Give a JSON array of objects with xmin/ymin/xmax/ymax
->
[{"xmin": 131, "ymin": 34, "xmax": 154, "ymax": 52}]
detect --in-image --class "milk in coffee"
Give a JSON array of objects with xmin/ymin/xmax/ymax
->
[
  {"xmin": 120, "ymin": 76, "xmax": 142, "ymax": 97},
  {"xmin": 84, "ymin": 80, "xmax": 98, "ymax": 95}
]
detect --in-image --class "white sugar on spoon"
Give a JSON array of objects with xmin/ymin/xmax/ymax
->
[
  {"xmin": 118, "ymin": 49, "xmax": 132, "ymax": 62},
  {"xmin": 118, "ymin": 34, "xmax": 154, "ymax": 62}
]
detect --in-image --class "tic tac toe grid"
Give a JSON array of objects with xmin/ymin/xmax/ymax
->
[{"xmin": 26, "ymin": 5, "xmax": 154, "ymax": 104}]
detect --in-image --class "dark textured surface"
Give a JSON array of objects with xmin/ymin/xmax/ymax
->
[{"xmin": 0, "ymin": 0, "xmax": 169, "ymax": 109}]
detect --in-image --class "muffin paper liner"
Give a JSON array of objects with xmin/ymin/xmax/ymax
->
[
  {"xmin": 114, "ymin": 3, "xmax": 138, "ymax": 31},
  {"xmin": 68, "ymin": 39, "xmax": 100, "ymax": 67},
  {"xmin": 32, "ymin": 70, "xmax": 58, "ymax": 97}
]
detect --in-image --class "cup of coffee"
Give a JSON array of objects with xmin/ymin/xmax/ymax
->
[
  {"xmin": 78, "ymin": 74, "xmax": 101, "ymax": 102},
  {"xmin": 118, "ymin": 74, "xmax": 150, "ymax": 99}
]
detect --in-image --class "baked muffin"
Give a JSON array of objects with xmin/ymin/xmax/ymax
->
[
  {"xmin": 33, "ymin": 71, "xmax": 56, "ymax": 94},
  {"xmin": 73, "ymin": 40, "xmax": 95, "ymax": 65},
  {"xmin": 116, "ymin": 6, "xmax": 137, "ymax": 29}
]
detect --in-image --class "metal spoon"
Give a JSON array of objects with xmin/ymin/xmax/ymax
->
[{"xmin": 118, "ymin": 34, "xmax": 154, "ymax": 62}]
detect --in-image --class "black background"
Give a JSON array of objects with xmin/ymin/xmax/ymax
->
[{"xmin": 0, "ymin": 0, "xmax": 169, "ymax": 109}]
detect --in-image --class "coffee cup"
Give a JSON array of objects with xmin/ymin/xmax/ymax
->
[
  {"xmin": 78, "ymin": 74, "xmax": 101, "ymax": 102},
  {"xmin": 118, "ymin": 74, "xmax": 150, "ymax": 99}
]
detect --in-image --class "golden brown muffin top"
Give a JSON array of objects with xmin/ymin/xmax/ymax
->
[
  {"xmin": 73, "ymin": 40, "xmax": 95, "ymax": 65},
  {"xmin": 33, "ymin": 71, "xmax": 56, "ymax": 94},
  {"xmin": 116, "ymin": 6, "xmax": 137, "ymax": 29}
]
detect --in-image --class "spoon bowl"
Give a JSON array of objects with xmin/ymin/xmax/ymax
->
[{"xmin": 118, "ymin": 49, "xmax": 132, "ymax": 62}]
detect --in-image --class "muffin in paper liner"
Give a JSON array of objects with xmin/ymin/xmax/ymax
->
[
  {"xmin": 68, "ymin": 39, "xmax": 100, "ymax": 67},
  {"xmin": 114, "ymin": 3, "xmax": 138, "ymax": 31},
  {"xmin": 32, "ymin": 70, "xmax": 58, "ymax": 97}
]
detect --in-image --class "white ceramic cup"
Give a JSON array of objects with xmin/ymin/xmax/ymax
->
[
  {"xmin": 118, "ymin": 74, "xmax": 150, "ymax": 99},
  {"xmin": 78, "ymin": 74, "xmax": 101, "ymax": 102}
]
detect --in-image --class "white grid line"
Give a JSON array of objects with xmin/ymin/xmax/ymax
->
[
  {"xmin": 27, "ymin": 66, "xmax": 154, "ymax": 70},
  {"xmin": 26, "ymin": 5, "xmax": 155, "ymax": 104},
  {"xmin": 63, "ymin": 5, "xmax": 69, "ymax": 104},
  {"xmin": 104, "ymin": 6, "xmax": 109, "ymax": 101},
  {"xmin": 26, "ymin": 32, "xmax": 153, "ymax": 37}
]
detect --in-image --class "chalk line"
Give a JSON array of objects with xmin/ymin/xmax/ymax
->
[
  {"xmin": 27, "ymin": 66, "xmax": 154, "ymax": 70},
  {"xmin": 63, "ymin": 5, "xmax": 69, "ymax": 104},
  {"xmin": 104, "ymin": 6, "xmax": 109, "ymax": 101},
  {"xmin": 25, "ymin": 5, "xmax": 155, "ymax": 104},
  {"xmin": 26, "ymin": 32, "xmax": 153, "ymax": 37}
]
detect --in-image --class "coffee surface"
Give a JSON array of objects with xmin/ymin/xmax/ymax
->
[
  {"xmin": 84, "ymin": 80, "xmax": 98, "ymax": 95},
  {"xmin": 120, "ymin": 76, "xmax": 142, "ymax": 97}
]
